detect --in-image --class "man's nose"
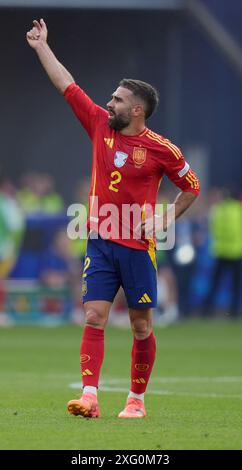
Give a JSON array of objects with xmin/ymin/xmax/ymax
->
[{"xmin": 107, "ymin": 99, "xmax": 113, "ymax": 108}]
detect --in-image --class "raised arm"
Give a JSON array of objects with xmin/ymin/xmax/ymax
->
[{"xmin": 26, "ymin": 19, "xmax": 74, "ymax": 94}]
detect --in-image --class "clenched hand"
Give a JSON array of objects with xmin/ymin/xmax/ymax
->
[{"xmin": 26, "ymin": 19, "xmax": 48, "ymax": 49}]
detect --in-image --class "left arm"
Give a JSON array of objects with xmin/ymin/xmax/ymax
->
[
  {"xmin": 158, "ymin": 145, "xmax": 200, "ymax": 231},
  {"xmin": 142, "ymin": 144, "xmax": 200, "ymax": 237},
  {"xmin": 158, "ymin": 190, "xmax": 197, "ymax": 233},
  {"xmin": 168, "ymin": 191, "xmax": 197, "ymax": 226},
  {"xmin": 142, "ymin": 191, "xmax": 198, "ymax": 236}
]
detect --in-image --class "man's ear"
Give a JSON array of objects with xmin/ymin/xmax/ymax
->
[{"xmin": 132, "ymin": 104, "xmax": 145, "ymax": 117}]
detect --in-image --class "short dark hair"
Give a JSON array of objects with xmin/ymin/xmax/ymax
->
[{"xmin": 119, "ymin": 78, "xmax": 159, "ymax": 119}]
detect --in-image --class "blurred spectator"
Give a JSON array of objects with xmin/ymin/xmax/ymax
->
[
  {"xmin": 17, "ymin": 171, "xmax": 64, "ymax": 214},
  {"xmin": 203, "ymin": 188, "xmax": 242, "ymax": 317},
  {"xmin": 156, "ymin": 250, "xmax": 179, "ymax": 326},
  {"xmin": 16, "ymin": 172, "xmax": 40, "ymax": 213},
  {"xmin": 70, "ymin": 177, "xmax": 90, "ymax": 263},
  {"xmin": 39, "ymin": 228, "xmax": 79, "ymax": 289},
  {"xmin": 171, "ymin": 216, "xmax": 197, "ymax": 317},
  {"xmin": 0, "ymin": 173, "xmax": 25, "ymax": 278},
  {"xmin": 155, "ymin": 193, "xmax": 179, "ymax": 325}
]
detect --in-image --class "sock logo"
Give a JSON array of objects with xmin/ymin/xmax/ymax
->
[
  {"xmin": 135, "ymin": 363, "xmax": 149, "ymax": 371},
  {"xmin": 82, "ymin": 369, "xmax": 93, "ymax": 376},
  {"xmin": 80, "ymin": 354, "xmax": 90, "ymax": 364},
  {"xmin": 133, "ymin": 378, "xmax": 146, "ymax": 384}
]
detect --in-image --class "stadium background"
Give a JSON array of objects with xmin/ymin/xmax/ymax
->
[
  {"xmin": 0, "ymin": 0, "xmax": 242, "ymax": 451},
  {"xmin": 1, "ymin": 0, "xmax": 242, "ymax": 195}
]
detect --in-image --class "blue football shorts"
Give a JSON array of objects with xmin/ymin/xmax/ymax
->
[{"xmin": 81, "ymin": 236, "xmax": 157, "ymax": 309}]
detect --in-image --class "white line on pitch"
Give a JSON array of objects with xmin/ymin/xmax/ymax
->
[
  {"xmin": 69, "ymin": 376, "xmax": 242, "ymax": 386},
  {"xmin": 69, "ymin": 377, "xmax": 242, "ymax": 399}
]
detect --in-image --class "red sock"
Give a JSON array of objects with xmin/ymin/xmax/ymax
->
[
  {"xmin": 80, "ymin": 325, "xmax": 104, "ymax": 388},
  {"xmin": 131, "ymin": 331, "xmax": 156, "ymax": 394}
]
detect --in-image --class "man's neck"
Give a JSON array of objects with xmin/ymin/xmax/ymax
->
[{"xmin": 120, "ymin": 122, "xmax": 146, "ymax": 136}]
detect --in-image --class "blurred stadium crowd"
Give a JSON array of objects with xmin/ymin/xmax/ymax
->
[{"xmin": 0, "ymin": 168, "xmax": 241, "ymax": 326}]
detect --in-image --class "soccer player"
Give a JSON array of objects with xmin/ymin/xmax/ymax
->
[{"xmin": 26, "ymin": 19, "xmax": 200, "ymax": 419}]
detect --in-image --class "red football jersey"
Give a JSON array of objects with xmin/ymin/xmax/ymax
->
[{"xmin": 65, "ymin": 83, "xmax": 200, "ymax": 250}]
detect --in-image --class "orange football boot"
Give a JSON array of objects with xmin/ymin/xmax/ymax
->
[
  {"xmin": 118, "ymin": 397, "xmax": 146, "ymax": 418},
  {"xmin": 67, "ymin": 392, "xmax": 100, "ymax": 418}
]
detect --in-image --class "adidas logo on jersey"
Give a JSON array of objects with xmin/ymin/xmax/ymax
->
[{"xmin": 104, "ymin": 137, "xmax": 114, "ymax": 149}]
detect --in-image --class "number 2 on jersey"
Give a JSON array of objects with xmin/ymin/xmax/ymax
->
[{"xmin": 109, "ymin": 171, "xmax": 122, "ymax": 193}]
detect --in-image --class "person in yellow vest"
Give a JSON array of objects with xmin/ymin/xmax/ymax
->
[
  {"xmin": 204, "ymin": 188, "xmax": 242, "ymax": 317},
  {"xmin": 17, "ymin": 172, "xmax": 64, "ymax": 215},
  {"xmin": 0, "ymin": 174, "xmax": 25, "ymax": 279}
]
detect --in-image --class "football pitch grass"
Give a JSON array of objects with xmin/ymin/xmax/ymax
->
[{"xmin": 0, "ymin": 319, "xmax": 242, "ymax": 450}]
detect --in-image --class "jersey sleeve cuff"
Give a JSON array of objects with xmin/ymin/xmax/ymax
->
[{"xmin": 64, "ymin": 82, "xmax": 78, "ymax": 100}]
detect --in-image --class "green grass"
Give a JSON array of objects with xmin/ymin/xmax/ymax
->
[{"xmin": 0, "ymin": 320, "xmax": 242, "ymax": 450}]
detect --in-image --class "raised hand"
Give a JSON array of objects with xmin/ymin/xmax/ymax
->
[
  {"xmin": 26, "ymin": 19, "xmax": 48, "ymax": 49},
  {"xmin": 26, "ymin": 18, "xmax": 74, "ymax": 94}
]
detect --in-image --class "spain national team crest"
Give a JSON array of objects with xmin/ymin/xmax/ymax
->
[
  {"xmin": 114, "ymin": 151, "xmax": 128, "ymax": 168},
  {"xmin": 82, "ymin": 280, "xmax": 87, "ymax": 297},
  {"xmin": 133, "ymin": 147, "xmax": 147, "ymax": 168}
]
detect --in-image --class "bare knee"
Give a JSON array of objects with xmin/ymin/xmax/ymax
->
[
  {"xmin": 131, "ymin": 317, "xmax": 152, "ymax": 340},
  {"xmin": 85, "ymin": 308, "xmax": 106, "ymax": 329},
  {"xmin": 84, "ymin": 301, "xmax": 111, "ymax": 329}
]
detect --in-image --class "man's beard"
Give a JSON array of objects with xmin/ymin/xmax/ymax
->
[{"xmin": 108, "ymin": 113, "xmax": 130, "ymax": 131}]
